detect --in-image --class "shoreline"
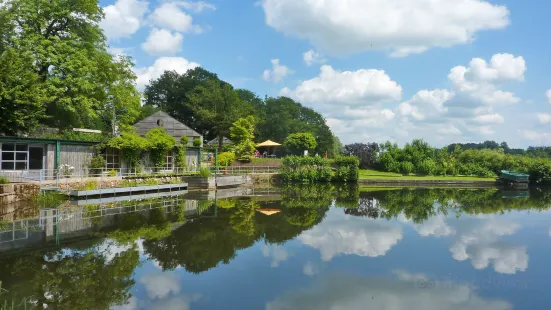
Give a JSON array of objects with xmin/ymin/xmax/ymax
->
[{"xmin": 358, "ymin": 178, "xmax": 500, "ymax": 187}]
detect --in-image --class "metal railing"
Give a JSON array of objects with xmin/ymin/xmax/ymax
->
[
  {"xmin": 0, "ymin": 165, "xmax": 280, "ymax": 186},
  {"xmin": 216, "ymin": 166, "xmax": 279, "ymax": 175}
]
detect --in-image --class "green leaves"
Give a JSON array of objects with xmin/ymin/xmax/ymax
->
[
  {"xmin": 284, "ymin": 132, "xmax": 318, "ymax": 155},
  {"xmin": 146, "ymin": 128, "xmax": 176, "ymax": 168},
  {"xmin": 0, "ymin": 0, "xmax": 140, "ymax": 134},
  {"xmin": 230, "ymin": 116, "xmax": 256, "ymax": 160}
]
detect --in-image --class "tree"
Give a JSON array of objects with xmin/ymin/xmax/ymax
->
[
  {"xmin": 284, "ymin": 133, "xmax": 318, "ymax": 155},
  {"xmin": 1, "ymin": 0, "xmax": 141, "ymax": 132},
  {"xmin": 343, "ymin": 143, "xmax": 380, "ymax": 169},
  {"xmin": 230, "ymin": 116, "xmax": 256, "ymax": 160},
  {"xmin": 187, "ymin": 80, "xmax": 250, "ymax": 151},
  {"xmin": 0, "ymin": 48, "xmax": 46, "ymax": 135},
  {"xmin": 144, "ymin": 68, "xmax": 224, "ymax": 136}
]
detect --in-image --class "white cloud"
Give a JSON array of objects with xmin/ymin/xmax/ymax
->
[
  {"xmin": 101, "ymin": 0, "xmax": 149, "ymax": 40},
  {"xmin": 414, "ymin": 215, "xmax": 455, "ymax": 237},
  {"xmin": 142, "ymin": 28, "xmax": 184, "ymax": 55},
  {"xmin": 150, "ymin": 3, "xmax": 199, "ymax": 33},
  {"xmin": 282, "ymin": 65, "xmax": 402, "ymax": 107},
  {"xmin": 537, "ymin": 113, "xmax": 551, "ymax": 124},
  {"xmin": 395, "ymin": 53, "xmax": 526, "ymax": 144},
  {"xmin": 139, "ymin": 272, "xmax": 181, "ymax": 299},
  {"xmin": 134, "ymin": 57, "xmax": 199, "ymax": 91},
  {"xmin": 450, "ymin": 217, "xmax": 528, "ymax": 274},
  {"xmin": 263, "ymin": 59, "xmax": 294, "ymax": 83},
  {"xmin": 303, "ymin": 50, "xmax": 326, "ymax": 66},
  {"xmin": 261, "ymin": 0, "xmax": 509, "ymax": 57},
  {"xmin": 266, "ymin": 272, "xmax": 511, "ymax": 310},
  {"xmin": 261, "ymin": 245, "xmax": 291, "ymax": 267},
  {"xmin": 302, "ymin": 261, "xmax": 319, "ymax": 277},
  {"xmin": 547, "ymin": 89, "xmax": 551, "ymax": 104},
  {"xmin": 148, "ymin": 294, "xmax": 201, "ymax": 310},
  {"xmin": 522, "ymin": 130, "xmax": 551, "ymax": 144},
  {"xmin": 108, "ymin": 47, "xmax": 130, "ymax": 57},
  {"xmin": 299, "ymin": 210, "xmax": 402, "ymax": 261},
  {"xmin": 179, "ymin": 1, "xmax": 216, "ymax": 13},
  {"xmin": 473, "ymin": 113, "xmax": 505, "ymax": 124}
]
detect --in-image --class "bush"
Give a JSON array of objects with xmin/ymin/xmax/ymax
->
[
  {"xmin": 108, "ymin": 169, "xmax": 117, "ymax": 177},
  {"xmin": 218, "ymin": 152, "xmax": 235, "ymax": 168},
  {"xmin": 400, "ymin": 161, "xmax": 414, "ymax": 175},
  {"xmin": 146, "ymin": 128, "xmax": 176, "ymax": 168},
  {"xmin": 174, "ymin": 144, "xmax": 187, "ymax": 168},
  {"xmin": 108, "ymin": 132, "xmax": 150, "ymax": 169},
  {"xmin": 416, "ymin": 159, "xmax": 438, "ymax": 175},
  {"xmin": 0, "ymin": 176, "xmax": 9, "ymax": 184},
  {"xmin": 199, "ymin": 167, "xmax": 212, "ymax": 177},
  {"xmin": 193, "ymin": 137, "xmax": 202, "ymax": 147},
  {"xmin": 333, "ymin": 156, "xmax": 360, "ymax": 182},
  {"xmin": 280, "ymin": 156, "xmax": 333, "ymax": 183},
  {"xmin": 89, "ymin": 156, "xmax": 106, "ymax": 175}
]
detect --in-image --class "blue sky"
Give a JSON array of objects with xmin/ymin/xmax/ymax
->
[{"xmin": 99, "ymin": 0, "xmax": 551, "ymax": 148}]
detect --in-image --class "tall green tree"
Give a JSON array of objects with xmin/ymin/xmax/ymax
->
[
  {"xmin": 187, "ymin": 80, "xmax": 250, "ymax": 151},
  {"xmin": 284, "ymin": 132, "xmax": 318, "ymax": 155},
  {"xmin": 144, "ymin": 68, "xmax": 222, "ymax": 135},
  {"xmin": 0, "ymin": 0, "xmax": 141, "ymax": 133}
]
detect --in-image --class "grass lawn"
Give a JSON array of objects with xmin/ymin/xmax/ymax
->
[{"xmin": 359, "ymin": 169, "xmax": 496, "ymax": 181}]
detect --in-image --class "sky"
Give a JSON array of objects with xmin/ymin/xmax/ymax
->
[{"xmin": 98, "ymin": 0, "xmax": 551, "ymax": 148}]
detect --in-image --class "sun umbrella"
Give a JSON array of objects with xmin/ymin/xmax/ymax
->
[
  {"xmin": 256, "ymin": 208, "xmax": 281, "ymax": 216},
  {"xmin": 256, "ymin": 140, "xmax": 282, "ymax": 147}
]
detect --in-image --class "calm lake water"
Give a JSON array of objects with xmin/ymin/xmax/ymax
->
[{"xmin": 1, "ymin": 185, "xmax": 551, "ymax": 309}]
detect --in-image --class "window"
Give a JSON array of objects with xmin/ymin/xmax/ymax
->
[
  {"xmin": 101, "ymin": 147, "xmax": 121, "ymax": 169},
  {"xmin": 1, "ymin": 143, "xmax": 28, "ymax": 170},
  {"xmin": 165, "ymin": 150, "xmax": 174, "ymax": 170}
]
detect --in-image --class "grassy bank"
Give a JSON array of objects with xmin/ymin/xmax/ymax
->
[{"xmin": 359, "ymin": 169, "xmax": 496, "ymax": 181}]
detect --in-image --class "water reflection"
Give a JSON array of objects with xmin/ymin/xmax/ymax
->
[
  {"xmin": 0, "ymin": 186, "xmax": 550, "ymax": 309},
  {"xmin": 266, "ymin": 272, "xmax": 512, "ymax": 310}
]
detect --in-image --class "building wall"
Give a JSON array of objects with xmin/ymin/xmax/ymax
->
[{"xmin": 59, "ymin": 145, "xmax": 94, "ymax": 176}]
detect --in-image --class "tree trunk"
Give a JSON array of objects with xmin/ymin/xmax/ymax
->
[{"xmin": 218, "ymin": 134, "xmax": 223, "ymax": 153}]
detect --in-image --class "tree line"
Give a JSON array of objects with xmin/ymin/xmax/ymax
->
[
  {"xmin": 0, "ymin": 0, "xmax": 340, "ymax": 156},
  {"xmin": 342, "ymin": 139, "xmax": 551, "ymax": 183}
]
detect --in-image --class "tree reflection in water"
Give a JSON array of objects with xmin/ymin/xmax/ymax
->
[{"xmin": 0, "ymin": 185, "xmax": 550, "ymax": 309}]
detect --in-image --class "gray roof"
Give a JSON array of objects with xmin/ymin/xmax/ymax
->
[
  {"xmin": 133, "ymin": 111, "xmax": 201, "ymax": 138},
  {"xmin": 207, "ymin": 136, "xmax": 233, "ymax": 145}
]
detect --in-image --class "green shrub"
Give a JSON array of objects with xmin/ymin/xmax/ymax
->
[
  {"xmin": 218, "ymin": 152, "xmax": 235, "ymax": 168},
  {"xmin": 400, "ymin": 161, "xmax": 415, "ymax": 175},
  {"xmin": 193, "ymin": 137, "xmax": 202, "ymax": 147},
  {"xmin": 199, "ymin": 167, "xmax": 212, "ymax": 177},
  {"xmin": 280, "ymin": 156, "xmax": 333, "ymax": 183},
  {"xmin": 416, "ymin": 159, "xmax": 438, "ymax": 175},
  {"xmin": 333, "ymin": 156, "xmax": 360, "ymax": 182},
  {"xmin": 0, "ymin": 176, "xmax": 9, "ymax": 184},
  {"xmin": 108, "ymin": 169, "xmax": 117, "ymax": 177},
  {"xmin": 89, "ymin": 156, "xmax": 106, "ymax": 175},
  {"xmin": 174, "ymin": 144, "xmax": 187, "ymax": 168},
  {"xmin": 146, "ymin": 128, "xmax": 176, "ymax": 168},
  {"xmin": 108, "ymin": 132, "xmax": 150, "ymax": 169}
]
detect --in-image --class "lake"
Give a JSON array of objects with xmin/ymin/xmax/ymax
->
[{"xmin": 1, "ymin": 185, "xmax": 551, "ymax": 309}]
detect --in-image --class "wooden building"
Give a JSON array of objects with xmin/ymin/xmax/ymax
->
[{"xmin": 0, "ymin": 111, "xmax": 204, "ymax": 179}]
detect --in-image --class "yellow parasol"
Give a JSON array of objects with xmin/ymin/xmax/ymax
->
[
  {"xmin": 256, "ymin": 140, "xmax": 282, "ymax": 147},
  {"xmin": 256, "ymin": 208, "xmax": 281, "ymax": 216}
]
